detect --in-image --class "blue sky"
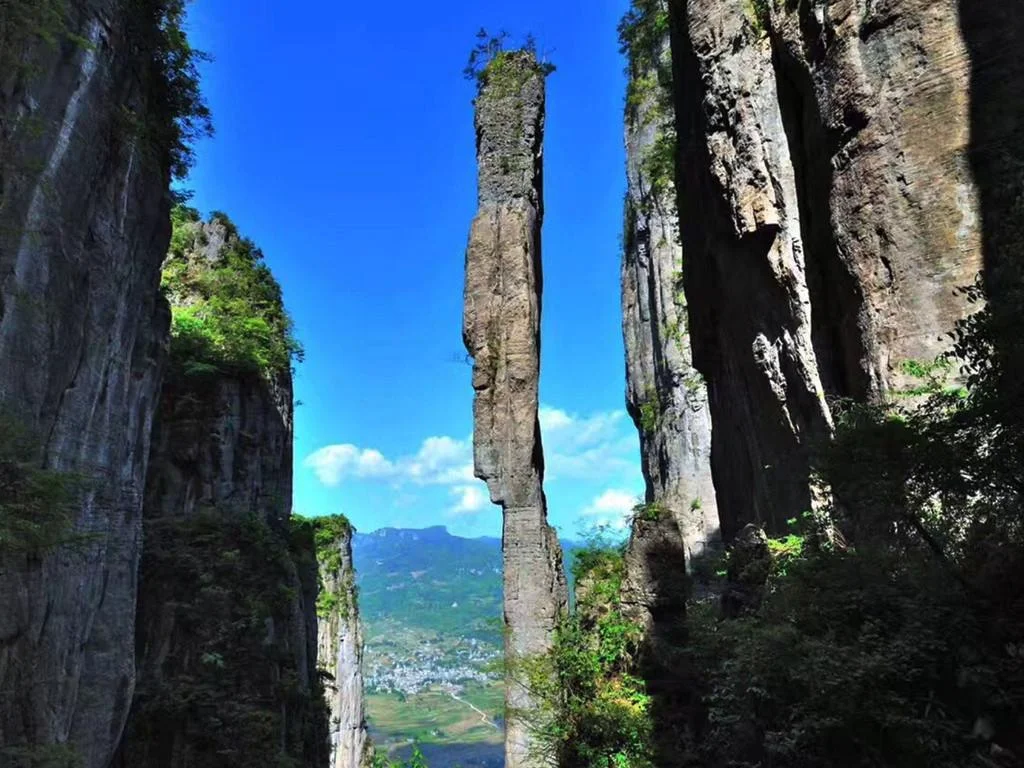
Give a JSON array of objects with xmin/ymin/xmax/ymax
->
[{"xmin": 181, "ymin": 0, "xmax": 643, "ymax": 538}]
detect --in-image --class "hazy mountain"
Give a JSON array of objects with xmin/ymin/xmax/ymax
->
[
  {"xmin": 354, "ymin": 526, "xmax": 504, "ymax": 641},
  {"xmin": 353, "ymin": 526, "xmax": 583, "ymax": 640}
]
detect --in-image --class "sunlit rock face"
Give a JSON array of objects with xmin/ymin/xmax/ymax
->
[
  {"xmin": 317, "ymin": 521, "xmax": 372, "ymax": 768},
  {"xmin": 666, "ymin": 0, "xmax": 982, "ymax": 539},
  {"xmin": 462, "ymin": 51, "xmax": 568, "ymax": 768},
  {"xmin": 0, "ymin": 3, "xmax": 172, "ymax": 764}
]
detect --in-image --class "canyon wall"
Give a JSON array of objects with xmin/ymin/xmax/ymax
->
[
  {"xmin": 617, "ymin": 3, "xmax": 1022, "ymax": 760},
  {"xmin": 0, "ymin": 3, "xmax": 175, "ymax": 764},
  {"xmin": 315, "ymin": 516, "xmax": 371, "ymax": 768},
  {"xmin": 462, "ymin": 51, "xmax": 568, "ymax": 768},
  {"xmin": 114, "ymin": 213, "xmax": 330, "ymax": 768},
  {"xmin": 619, "ymin": 1, "xmax": 720, "ymax": 643},
  {"xmin": 644, "ymin": 0, "xmax": 985, "ymax": 539}
]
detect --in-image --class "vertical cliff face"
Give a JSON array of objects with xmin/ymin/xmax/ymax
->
[
  {"xmin": 462, "ymin": 50, "xmax": 568, "ymax": 768},
  {"xmin": 619, "ymin": 1, "xmax": 720, "ymax": 641},
  {"xmin": 0, "ymin": 3, "xmax": 178, "ymax": 764},
  {"xmin": 314, "ymin": 517, "xmax": 371, "ymax": 768},
  {"xmin": 664, "ymin": 0, "xmax": 982, "ymax": 538},
  {"xmin": 667, "ymin": 0, "xmax": 833, "ymax": 539},
  {"xmin": 115, "ymin": 213, "xmax": 328, "ymax": 768}
]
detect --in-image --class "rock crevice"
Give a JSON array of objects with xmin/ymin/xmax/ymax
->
[{"xmin": 658, "ymin": 0, "xmax": 980, "ymax": 537}]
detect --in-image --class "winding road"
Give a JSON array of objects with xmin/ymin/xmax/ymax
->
[{"xmin": 448, "ymin": 692, "xmax": 501, "ymax": 730}]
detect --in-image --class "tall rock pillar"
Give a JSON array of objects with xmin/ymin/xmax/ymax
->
[
  {"xmin": 315, "ymin": 517, "xmax": 371, "ymax": 768},
  {"xmin": 462, "ymin": 50, "xmax": 568, "ymax": 768}
]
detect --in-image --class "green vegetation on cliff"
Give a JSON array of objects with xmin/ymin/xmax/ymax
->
[
  {"xmin": 121, "ymin": 511, "xmax": 328, "ymax": 768},
  {"xmin": 463, "ymin": 29, "xmax": 555, "ymax": 92},
  {"xmin": 293, "ymin": 513, "xmax": 355, "ymax": 619},
  {"xmin": 634, "ymin": 279, "xmax": 1024, "ymax": 766},
  {"xmin": 162, "ymin": 206, "xmax": 303, "ymax": 379},
  {"xmin": 0, "ymin": 411, "xmax": 82, "ymax": 555},
  {"xmin": 619, "ymin": 0, "xmax": 670, "ymax": 120},
  {"xmin": 619, "ymin": 0, "xmax": 677, "ymax": 201},
  {"xmin": 0, "ymin": 0, "xmax": 68, "ymax": 64},
  {"xmin": 0, "ymin": 744, "xmax": 82, "ymax": 768},
  {"xmin": 147, "ymin": 0, "xmax": 213, "ymax": 178},
  {"xmin": 518, "ymin": 532, "xmax": 654, "ymax": 768}
]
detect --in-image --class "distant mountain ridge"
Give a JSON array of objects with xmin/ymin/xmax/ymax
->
[
  {"xmin": 353, "ymin": 526, "xmax": 503, "ymax": 641},
  {"xmin": 353, "ymin": 526, "xmax": 578, "ymax": 642}
]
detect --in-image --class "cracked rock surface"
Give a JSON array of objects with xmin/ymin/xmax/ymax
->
[{"xmin": 462, "ymin": 53, "xmax": 568, "ymax": 768}]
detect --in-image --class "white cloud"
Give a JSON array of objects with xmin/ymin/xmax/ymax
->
[
  {"xmin": 580, "ymin": 488, "xmax": 639, "ymax": 530},
  {"xmin": 538, "ymin": 406, "xmax": 573, "ymax": 431},
  {"xmin": 448, "ymin": 483, "xmax": 491, "ymax": 517},
  {"xmin": 304, "ymin": 405, "xmax": 640, "ymax": 490},
  {"xmin": 304, "ymin": 435, "xmax": 473, "ymax": 488},
  {"xmin": 404, "ymin": 436, "xmax": 475, "ymax": 485},
  {"xmin": 304, "ymin": 444, "xmax": 396, "ymax": 485},
  {"xmin": 539, "ymin": 405, "xmax": 636, "ymax": 481}
]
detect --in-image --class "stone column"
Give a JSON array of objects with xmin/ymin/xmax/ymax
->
[{"xmin": 462, "ymin": 50, "xmax": 568, "ymax": 768}]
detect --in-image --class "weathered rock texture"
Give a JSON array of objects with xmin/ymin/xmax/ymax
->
[
  {"xmin": 114, "ymin": 215, "xmax": 329, "ymax": 768},
  {"xmin": 315, "ymin": 517, "xmax": 371, "ymax": 768},
  {"xmin": 0, "ymin": 3, "xmax": 172, "ymax": 764},
  {"xmin": 666, "ymin": 0, "xmax": 983, "ymax": 538},
  {"xmin": 620, "ymin": 1, "xmax": 720, "ymax": 642},
  {"xmin": 462, "ymin": 52, "xmax": 568, "ymax": 768}
]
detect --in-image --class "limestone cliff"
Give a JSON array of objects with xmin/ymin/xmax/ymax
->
[
  {"xmin": 114, "ymin": 212, "xmax": 329, "ymax": 768},
  {"xmin": 314, "ymin": 516, "xmax": 371, "ymax": 768},
  {"xmin": 619, "ymin": 1, "xmax": 720, "ymax": 643},
  {"xmin": 661, "ymin": 0, "xmax": 984, "ymax": 538},
  {"xmin": 0, "ymin": 2, "xmax": 184, "ymax": 764},
  {"xmin": 462, "ymin": 50, "xmax": 568, "ymax": 768}
]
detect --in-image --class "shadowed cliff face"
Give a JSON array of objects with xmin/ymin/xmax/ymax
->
[
  {"xmin": 668, "ymin": 0, "xmax": 833, "ymax": 539},
  {"xmin": 114, "ymin": 217, "xmax": 328, "ymax": 768},
  {"xmin": 462, "ymin": 51, "xmax": 568, "ymax": 768},
  {"xmin": 0, "ymin": 2, "xmax": 173, "ymax": 764},
  {"xmin": 958, "ymin": 1, "xmax": 1024, "ymax": 386},
  {"xmin": 618, "ymin": 9, "xmax": 719, "ymax": 737},
  {"xmin": 664, "ymin": 0, "xmax": 983, "ymax": 538},
  {"xmin": 620, "ymin": 0, "xmax": 720, "ymax": 636}
]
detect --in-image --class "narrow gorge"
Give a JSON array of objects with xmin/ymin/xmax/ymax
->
[
  {"xmin": 2, "ymin": 0, "xmax": 1023, "ymax": 766},
  {"xmin": 113, "ymin": 209, "xmax": 330, "ymax": 768}
]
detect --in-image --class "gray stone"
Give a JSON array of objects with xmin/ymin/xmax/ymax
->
[
  {"xmin": 462, "ymin": 53, "xmax": 568, "ymax": 768},
  {"xmin": 317, "ymin": 524, "xmax": 372, "ymax": 768},
  {"xmin": 0, "ymin": 3, "xmax": 172, "ymax": 763},
  {"xmin": 620, "ymin": 1, "xmax": 720, "ymax": 638},
  {"xmin": 721, "ymin": 523, "xmax": 771, "ymax": 617},
  {"xmin": 666, "ymin": 0, "xmax": 980, "ymax": 538}
]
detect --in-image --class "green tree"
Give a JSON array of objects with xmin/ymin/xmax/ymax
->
[
  {"xmin": 162, "ymin": 206, "xmax": 303, "ymax": 379},
  {"xmin": 678, "ymin": 273, "xmax": 1024, "ymax": 766},
  {"xmin": 517, "ymin": 528, "xmax": 654, "ymax": 768}
]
